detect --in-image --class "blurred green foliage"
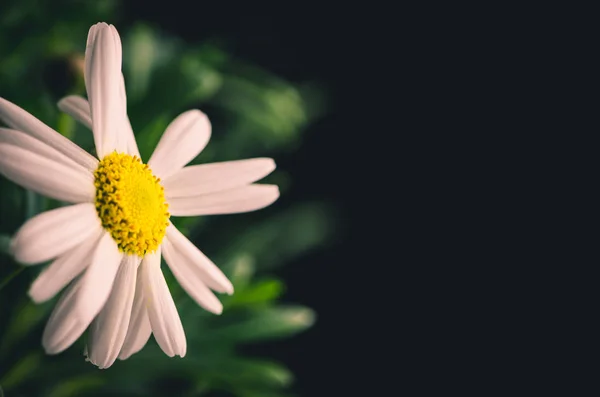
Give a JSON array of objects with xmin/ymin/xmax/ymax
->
[{"xmin": 0, "ymin": 1, "xmax": 333, "ymax": 396}]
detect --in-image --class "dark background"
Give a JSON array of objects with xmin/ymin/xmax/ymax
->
[
  {"xmin": 114, "ymin": 4, "xmax": 596, "ymax": 395},
  {"xmin": 120, "ymin": 3, "xmax": 380, "ymax": 395}
]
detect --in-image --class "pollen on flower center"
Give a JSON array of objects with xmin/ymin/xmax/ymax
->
[{"xmin": 94, "ymin": 152, "xmax": 169, "ymax": 256}]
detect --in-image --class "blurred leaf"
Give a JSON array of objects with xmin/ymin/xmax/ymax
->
[
  {"xmin": 25, "ymin": 191, "xmax": 41, "ymax": 220},
  {"xmin": 133, "ymin": 113, "xmax": 171, "ymax": 162},
  {"xmin": 226, "ymin": 254, "xmax": 257, "ymax": 291},
  {"xmin": 225, "ymin": 279, "xmax": 284, "ymax": 309},
  {"xmin": 204, "ymin": 306, "xmax": 315, "ymax": 343},
  {"xmin": 47, "ymin": 375, "xmax": 106, "ymax": 397},
  {"xmin": 209, "ymin": 359, "xmax": 293, "ymax": 390},
  {"xmin": 124, "ymin": 24, "xmax": 179, "ymax": 102},
  {"xmin": 217, "ymin": 203, "xmax": 336, "ymax": 270},
  {"xmin": 170, "ymin": 216, "xmax": 204, "ymax": 239},
  {"xmin": 56, "ymin": 112, "xmax": 75, "ymax": 140},
  {"xmin": 0, "ymin": 352, "xmax": 41, "ymax": 390},
  {"xmin": 236, "ymin": 391, "xmax": 296, "ymax": 397},
  {"xmin": 0, "ymin": 235, "xmax": 10, "ymax": 255},
  {"xmin": 127, "ymin": 50, "xmax": 222, "ymax": 128},
  {"xmin": 0, "ymin": 300, "xmax": 49, "ymax": 356}
]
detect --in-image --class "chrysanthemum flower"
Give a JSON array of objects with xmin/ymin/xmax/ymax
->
[{"xmin": 0, "ymin": 23, "xmax": 279, "ymax": 368}]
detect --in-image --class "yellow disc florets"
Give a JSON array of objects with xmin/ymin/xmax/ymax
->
[{"xmin": 94, "ymin": 152, "xmax": 169, "ymax": 256}]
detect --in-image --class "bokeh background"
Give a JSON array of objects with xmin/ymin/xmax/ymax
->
[{"xmin": 0, "ymin": 1, "xmax": 373, "ymax": 396}]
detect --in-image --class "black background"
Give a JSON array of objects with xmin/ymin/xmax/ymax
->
[
  {"xmin": 118, "ymin": 4, "xmax": 598, "ymax": 396},
  {"xmin": 120, "ymin": 3, "xmax": 382, "ymax": 395}
]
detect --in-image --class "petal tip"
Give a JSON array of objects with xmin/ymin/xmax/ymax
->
[
  {"xmin": 28, "ymin": 288, "xmax": 45, "ymax": 304},
  {"xmin": 42, "ymin": 340, "xmax": 62, "ymax": 355},
  {"xmin": 266, "ymin": 157, "xmax": 277, "ymax": 171}
]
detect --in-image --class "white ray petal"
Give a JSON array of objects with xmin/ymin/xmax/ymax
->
[
  {"xmin": 42, "ymin": 279, "xmax": 88, "ymax": 354},
  {"xmin": 87, "ymin": 255, "xmax": 139, "ymax": 369},
  {"xmin": 72, "ymin": 231, "xmax": 123, "ymax": 322},
  {"xmin": 57, "ymin": 85, "xmax": 139, "ymax": 157},
  {"xmin": 0, "ymin": 97, "xmax": 97, "ymax": 170},
  {"xmin": 141, "ymin": 248, "xmax": 186, "ymax": 357},
  {"xmin": 163, "ymin": 158, "xmax": 276, "ymax": 198},
  {"xmin": 11, "ymin": 203, "xmax": 100, "ymax": 265},
  {"xmin": 86, "ymin": 23, "xmax": 126, "ymax": 157},
  {"xmin": 0, "ymin": 127, "xmax": 91, "ymax": 173},
  {"xmin": 148, "ymin": 110, "xmax": 211, "ymax": 179},
  {"xmin": 119, "ymin": 266, "xmax": 152, "ymax": 360},
  {"xmin": 162, "ymin": 238, "xmax": 223, "ymax": 314},
  {"xmin": 57, "ymin": 96, "xmax": 92, "ymax": 129},
  {"xmin": 168, "ymin": 184, "xmax": 279, "ymax": 217},
  {"xmin": 29, "ymin": 226, "xmax": 103, "ymax": 303},
  {"xmin": 164, "ymin": 224, "xmax": 233, "ymax": 295},
  {"xmin": 0, "ymin": 144, "xmax": 95, "ymax": 204},
  {"xmin": 84, "ymin": 23, "xmax": 101, "ymax": 97},
  {"xmin": 118, "ymin": 75, "xmax": 140, "ymax": 157}
]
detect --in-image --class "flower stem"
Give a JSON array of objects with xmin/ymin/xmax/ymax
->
[
  {"xmin": 26, "ymin": 190, "xmax": 39, "ymax": 220},
  {"xmin": 0, "ymin": 266, "xmax": 24, "ymax": 291}
]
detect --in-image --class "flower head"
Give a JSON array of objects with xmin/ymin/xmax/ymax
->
[{"xmin": 0, "ymin": 22, "xmax": 279, "ymax": 368}]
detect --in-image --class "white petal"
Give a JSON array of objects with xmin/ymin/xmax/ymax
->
[
  {"xmin": 148, "ymin": 110, "xmax": 211, "ymax": 180},
  {"xmin": 57, "ymin": 89, "xmax": 140, "ymax": 157},
  {"xmin": 87, "ymin": 255, "xmax": 139, "ymax": 369},
  {"xmin": 163, "ymin": 158, "xmax": 276, "ymax": 198},
  {"xmin": 162, "ymin": 238, "xmax": 223, "ymax": 314},
  {"xmin": 57, "ymin": 96, "xmax": 92, "ymax": 129},
  {"xmin": 164, "ymin": 224, "xmax": 233, "ymax": 295},
  {"xmin": 84, "ymin": 23, "xmax": 101, "ymax": 96},
  {"xmin": 0, "ymin": 127, "xmax": 90, "ymax": 172},
  {"xmin": 73, "ymin": 231, "xmax": 123, "ymax": 322},
  {"xmin": 119, "ymin": 266, "xmax": 152, "ymax": 360},
  {"xmin": 118, "ymin": 75, "xmax": 140, "ymax": 157},
  {"xmin": 11, "ymin": 203, "xmax": 100, "ymax": 265},
  {"xmin": 168, "ymin": 184, "xmax": 279, "ymax": 217},
  {"xmin": 141, "ymin": 249, "xmax": 186, "ymax": 357},
  {"xmin": 29, "ymin": 226, "xmax": 103, "ymax": 303},
  {"xmin": 42, "ymin": 278, "xmax": 89, "ymax": 354},
  {"xmin": 0, "ymin": 144, "xmax": 95, "ymax": 203},
  {"xmin": 0, "ymin": 97, "xmax": 97, "ymax": 170},
  {"xmin": 86, "ymin": 23, "xmax": 126, "ymax": 157}
]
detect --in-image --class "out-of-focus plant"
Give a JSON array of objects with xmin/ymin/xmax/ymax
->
[{"xmin": 0, "ymin": 1, "xmax": 333, "ymax": 396}]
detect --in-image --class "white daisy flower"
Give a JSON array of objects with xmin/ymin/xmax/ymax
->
[{"xmin": 0, "ymin": 22, "xmax": 279, "ymax": 368}]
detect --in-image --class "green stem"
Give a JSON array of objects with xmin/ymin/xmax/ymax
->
[
  {"xmin": 0, "ymin": 191, "xmax": 39, "ymax": 292},
  {"xmin": 25, "ymin": 190, "xmax": 39, "ymax": 220},
  {"xmin": 0, "ymin": 267, "xmax": 24, "ymax": 291},
  {"xmin": 0, "ymin": 234, "xmax": 11, "ymax": 254}
]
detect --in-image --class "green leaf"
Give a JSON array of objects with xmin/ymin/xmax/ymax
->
[
  {"xmin": 0, "ymin": 352, "xmax": 41, "ymax": 390},
  {"xmin": 223, "ymin": 254, "xmax": 256, "ymax": 291},
  {"xmin": 225, "ymin": 279, "xmax": 284, "ymax": 308},
  {"xmin": 132, "ymin": 113, "xmax": 171, "ymax": 162},
  {"xmin": 0, "ymin": 300, "xmax": 50, "ymax": 356},
  {"xmin": 204, "ymin": 306, "xmax": 315, "ymax": 343},
  {"xmin": 127, "ymin": 49, "xmax": 222, "ymax": 126},
  {"xmin": 56, "ymin": 112, "xmax": 76, "ymax": 140},
  {"xmin": 216, "ymin": 203, "xmax": 336, "ymax": 270},
  {"xmin": 25, "ymin": 190, "xmax": 43, "ymax": 220},
  {"xmin": 46, "ymin": 375, "xmax": 106, "ymax": 397},
  {"xmin": 236, "ymin": 390, "xmax": 297, "ymax": 397},
  {"xmin": 0, "ymin": 235, "xmax": 11, "ymax": 255},
  {"xmin": 169, "ymin": 216, "xmax": 203, "ymax": 239},
  {"xmin": 124, "ymin": 24, "xmax": 179, "ymax": 102},
  {"xmin": 209, "ymin": 359, "xmax": 293, "ymax": 390},
  {"xmin": 0, "ymin": 266, "xmax": 24, "ymax": 295}
]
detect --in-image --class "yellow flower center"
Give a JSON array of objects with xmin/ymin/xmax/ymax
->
[{"xmin": 94, "ymin": 152, "xmax": 169, "ymax": 256}]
